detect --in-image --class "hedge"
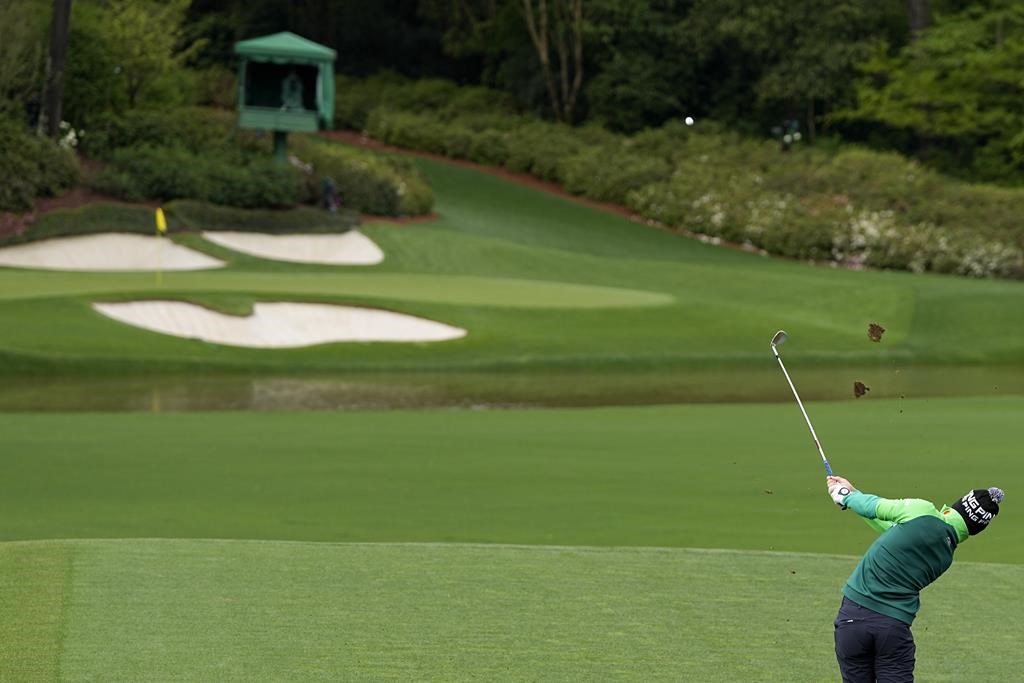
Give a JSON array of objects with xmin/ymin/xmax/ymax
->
[
  {"xmin": 0, "ymin": 201, "xmax": 359, "ymax": 248},
  {"xmin": 83, "ymin": 107, "xmax": 434, "ymax": 216},
  {"xmin": 94, "ymin": 145, "xmax": 301, "ymax": 209},
  {"xmin": 170, "ymin": 199, "xmax": 359, "ymax": 234},
  {"xmin": 79, "ymin": 107, "xmax": 262, "ymax": 161},
  {"xmin": 0, "ymin": 117, "xmax": 80, "ymax": 213},
  {"xmin": 290, "ymin": 136, "xmax": 433, "ymax": 216},
  {"xmin": 335, "ymin": 72, "xmax": 516, "ymax": 130}
]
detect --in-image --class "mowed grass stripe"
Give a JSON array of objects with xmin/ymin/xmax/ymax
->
[
  {"xmin": 0, "ymin": 540, "xmax": 1011, "ymax": 681},
  {"xmin": 0, "ymin": 270, "xmax": 673, "ymax": 309},
  {"xmin": 0, "ymin": 541, "xmax": 73, "ymax": 682},
  {"xmin": 0, "ymin": 398, "xmax": 1020, "ymax": 562}
]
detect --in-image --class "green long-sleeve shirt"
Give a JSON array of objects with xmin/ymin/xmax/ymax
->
[{"xmin": 839, "ymin": 490, "xmax": 969, "ymax": 625}]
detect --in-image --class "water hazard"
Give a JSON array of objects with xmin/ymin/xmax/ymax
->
[{"xmin": 2, "ymin": 365, "xmax": 1023, "ymax": 412}]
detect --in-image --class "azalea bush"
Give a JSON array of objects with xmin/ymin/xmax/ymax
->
[{"xmin": 0, "ymin": 116, "xmax": 79, "ymax": 213}]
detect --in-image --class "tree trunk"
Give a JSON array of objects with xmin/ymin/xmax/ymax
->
[
  {"xmin": 907, "ymin": 0, "xmax": 930, "ymax": 36},
  {"xmin": 520, "ymin": 0, "xmax": 583, "ymax": 123},
  {"xmin": 521, "ymin": 0, "xmax": 563, "ymax": 122},
  {"xmin": 42, "ymin": 0, "xmax": 72, "ymax": 138}
]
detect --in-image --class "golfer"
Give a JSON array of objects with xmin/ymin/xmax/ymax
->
[{"xmin": 826, "ymin": 475, "xmax": 1003, "ymax": 682}]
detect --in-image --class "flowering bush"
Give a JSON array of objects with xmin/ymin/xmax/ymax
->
[
  {"xmin": 57, "ymin": 121, "xmax": 83, "ymax": 150},
  {"xmin": 832, "ymin": 210, "xmax": 1022, "ymax": 278},
  {"xmin": 0, "ymin": 117, "xmax": 79, "ymax": 212}
]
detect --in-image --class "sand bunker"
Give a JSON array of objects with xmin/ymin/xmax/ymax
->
[
  {"xmin": 0, "ymin": 233, "xmax": 224, "ymax": 271},
  {"xmin": 202, "ymin": 231, "xmax": 384, "ymax": 265},
  {"xmin": 93, "ymin": 301, "xmax": 466, "ymax": 348}
]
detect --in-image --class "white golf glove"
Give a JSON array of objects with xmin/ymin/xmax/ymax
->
[{"xmin": 827, "ymin": 476, "xmax": 855, "ymax": 509}]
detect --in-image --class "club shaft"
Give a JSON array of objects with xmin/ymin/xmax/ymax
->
[{"xmin": 772, "ymin": 348, "xmax": 833, "ymax": 476}]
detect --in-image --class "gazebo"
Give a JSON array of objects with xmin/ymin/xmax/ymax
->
[{"xmin": 234, "ymin": 31, "xmax": 336, "ymax": 162}]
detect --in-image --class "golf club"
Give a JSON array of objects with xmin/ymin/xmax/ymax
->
[{"xmin": 770, "ymin": 330, "xmax": 833, "ymax": 476}]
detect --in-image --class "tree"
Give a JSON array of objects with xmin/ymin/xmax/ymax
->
[
  {"xmin": 583, "ymin": 0, "xmax": 695, "ymax": 132},
  {"xmin": 0, "ymin": 0, "xmax": 47, "ymax": 119},
  {"xmin": 754, "ymin": 1, "xmax": 894, "ymax": 141},
  {"xmin": 106, "ymin": 0, "xmax": 205, "ymax": 108},
  {"xmin": 687, "ymin": 0, "xmax": 905, "ymax": 139},
  {"xmin": 419, "ymin": 0, "xmax": 503, "ymax": 57},
  {"xmin": 519, "ymin": 0, "xmax": 584, "ymax": 122},
  {"xmin": 835, "ymin": 1, "xmax": 1024, "ymax": 181}
]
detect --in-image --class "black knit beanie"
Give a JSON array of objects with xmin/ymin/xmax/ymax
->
[{"xmin": 951, "ymin": 487, "xmax": 1004, "ymax": 535}]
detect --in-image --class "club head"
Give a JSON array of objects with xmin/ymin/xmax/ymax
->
[{"xmin": 771, "ymin": 330, "xmax": 788, "ymax": 348}]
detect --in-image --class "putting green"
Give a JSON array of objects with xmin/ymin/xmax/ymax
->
[{"xmin": 2, "ymin": 540, "xmax": 1020, "ymax": 681}]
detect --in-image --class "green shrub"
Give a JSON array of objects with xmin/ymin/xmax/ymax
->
[
  {"xmin": 95, "ymin": 145, "xmax": 300, "ymax": 208},
  {"xmin": 466, "ymin": 129, "xmax": 510, "ymax": 166},
  {"xmin": 334, "ymin": 73, "xmax": 516, "ymax": 131},
  {"xmin": 193, "ymin": 65, "xmax": 237, "ymax": 109},
  {"xmin": 503, "ymin": 122, "xmax": 584, "ymax": 182},
  {"xmin": 334, "ymin": 74, "xmax": 403, "ymax": 130},
  {"xmin": 168, "ymin": 200, "xmax": 359, "ymax": 234},
  {"xmin": 440, "ymin": 122, "xmax": 475, "ymax": 159},
  {"xmin": 80, "ymin": 107, "xmax": 260, "ymax": 161},
  {"xmin": 291, "ymin": 136, "xmax": 433, "ymax": 216},
  {"xmin": 0, "ymin": 201, "xmax": 361, "ymax": 248},
  {"xmin": 0, "ymin": 203, "xmax": 167, "ymax": 247},
  {"xmin": 0, "ymin": 117, "xmax": 79, "ymax": 212},
  {"xmin": 561, "ymin": 145, "xmax": 671, "ymax": 204},
  {"xmin": 365, "ymin": 109, "xmax": 450, "ymax": 155},
  {"xmin": 90, "ymin": 170, "xmax": 146, "ymax": 202}
]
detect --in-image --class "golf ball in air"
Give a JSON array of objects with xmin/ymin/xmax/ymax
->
[{"xmin": 684, "ymin": 116, "xmax": 695, "ymax": 126}]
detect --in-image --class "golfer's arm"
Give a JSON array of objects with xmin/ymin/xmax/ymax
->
[{"xmin": 844, "ymin": 492, "xmax": 936, "ymax": 533}]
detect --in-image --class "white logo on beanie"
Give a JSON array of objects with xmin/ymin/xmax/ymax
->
[{"xmin": 961, "ymin": 492, "xmax": 992, "ymax": 524}]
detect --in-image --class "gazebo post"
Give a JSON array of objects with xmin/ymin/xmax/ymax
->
[{"xmin": 273, "ymin": 130, "xmax": 288, "ymax": 164}]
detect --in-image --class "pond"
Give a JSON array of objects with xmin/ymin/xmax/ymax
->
[{"xmin": 1, "ymin": 364, "xmax": 1022, "ymax": 412}]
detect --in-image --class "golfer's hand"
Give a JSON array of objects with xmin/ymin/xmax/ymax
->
[{"xmin": 827, "ymin": 476, "xmax": 855, "ymax": 509}]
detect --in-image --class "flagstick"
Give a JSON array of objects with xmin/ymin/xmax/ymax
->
[{"xmin": 155, "ymin": 207, "xmax": 166, "ymax": 287}]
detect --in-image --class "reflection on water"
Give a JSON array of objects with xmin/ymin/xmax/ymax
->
[{"xmin": 2, "ymin": 365, "xmax": 1024, "ymax": 412}]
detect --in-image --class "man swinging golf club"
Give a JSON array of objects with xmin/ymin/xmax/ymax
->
[{"xmin": 826, "ymin": 476, "xmax": 1004, "ymax": 681}]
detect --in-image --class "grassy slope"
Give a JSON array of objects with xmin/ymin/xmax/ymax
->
[
  {"xmin": 0, "ymin": 154, "xmax": 1023, "ymax": 375},
  {"xmin": 2, "ymin": 540, "xmax": 1021, "ymax": 681},
  {"xmin": 0, "ymin": 398, "xmax": 1020, "ymax": 563}
]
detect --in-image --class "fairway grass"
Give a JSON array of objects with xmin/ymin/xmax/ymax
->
[
  {"xmin": 2, "ymin": 540, "xmax": 1020, "ymax": 681},
  {"xmin": 1, "ymin": 398, "xmax": 1020, "ymax": 563}
]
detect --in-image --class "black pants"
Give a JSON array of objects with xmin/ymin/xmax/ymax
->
[{"xmin": 834, "ymin": 597, "xmax": 916, "ymax": 682}]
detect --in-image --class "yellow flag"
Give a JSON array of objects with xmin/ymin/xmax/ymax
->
[{"xmin": 155, "ymin": 207, "xmax": 167, "ymax": 235}]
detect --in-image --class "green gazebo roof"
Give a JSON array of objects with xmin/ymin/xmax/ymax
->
[{"xmin": 235, "ymin": 31, "xmax": 336, "ymax": 64}]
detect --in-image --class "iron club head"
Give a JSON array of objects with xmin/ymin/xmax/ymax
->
[{"xmin": 771, "ymin": 330, "xmax": 788, "ymax": 348}]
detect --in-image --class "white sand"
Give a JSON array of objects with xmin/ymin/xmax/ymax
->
[
  {"xmin": 93, "ymin": 301, "xmax": 466, "ymax": 348},
  {"xmin": 201, "ymin": 230, "xmax": 384, "ymax": 265},
  {"xmin": 0, "ymin": 233, "xmax": 224, "ymax": 271}
]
